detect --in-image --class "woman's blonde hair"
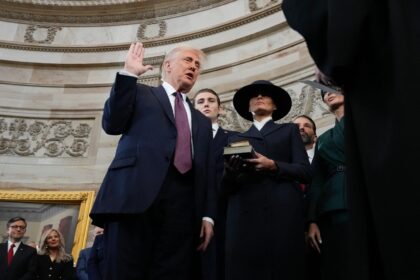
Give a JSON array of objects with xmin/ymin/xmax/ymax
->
[{"xmin": 38, "ymin": 228, "xmax": 72, "ymax": 263}]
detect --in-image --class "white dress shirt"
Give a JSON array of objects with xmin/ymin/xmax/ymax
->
[
  {"xmin": 306, "ymin": 147, "xmax": 315, "ymax": 164},
  {"xmin": 253, "ymin": 116, "xmax": 273, "ymax": 131}
]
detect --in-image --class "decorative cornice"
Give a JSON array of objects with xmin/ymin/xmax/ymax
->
[
  {"xmin": 0, "ymin": 190, "xmax": 94, "ymax": 201},
  {"xmin": 0, "ymin": 0, "xmax": 234, "ymax": 25},
  {"xmin": 0, "ymin": 4, "xmax": 281, "ymax": 52},
  {"xmin": 0, "ymin": 37, "xmax": 303, "ymax": 89},
  {"xmin": 2, "ymin": 0, "xmax": 146, "ymax": 6}
]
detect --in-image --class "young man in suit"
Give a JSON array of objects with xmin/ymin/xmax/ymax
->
[
  {"xmin": 90, "ymin": 42, "xmax": 216, "ymax": 280},
  {"xmin": 194, "ymin": 88, "xmax": 237, "ymax": 280},
  {"xmin": 0, "ymin": 217, "xmax": 37, "ymax": 280}
]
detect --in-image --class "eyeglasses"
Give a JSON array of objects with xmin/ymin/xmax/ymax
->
[{"xmin": 10, "ymin": 225, "xmax": 26, "ymax": 230}]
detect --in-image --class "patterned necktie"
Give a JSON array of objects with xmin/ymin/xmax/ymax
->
[
  {"xmin": 173, "ymin": 92, "xmax": 192, "ymax": 174},
  {"xmin": 8, "ymin": 243, "xmax": 15, "ymax": 266}
]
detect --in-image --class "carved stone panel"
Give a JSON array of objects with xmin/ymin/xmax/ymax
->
[
  {"xmin": 137, "ymin": 20, "xmax": 167, "ymax": 40},
  {"xmin": 0, "ymin": 117, "xmax": 94, "ymax": 158},
  {"xmin": 249, "ymin": 0, "xmax": 279, "ymax": 11},
  {"xmin": 24, "ymin": 25, "xmax": 62, "ymax": 44}
]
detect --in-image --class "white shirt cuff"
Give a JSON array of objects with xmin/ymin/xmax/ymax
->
[
  {"xmin": 202, "ymin": 217, "xmax": 214, "ymax": 226},
  {"xmin": 119, "ymin": 69, "xmax": 138, "ymax": 78}
]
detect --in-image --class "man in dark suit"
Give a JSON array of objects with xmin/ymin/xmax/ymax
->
[
  {"xmin": 293, "ymin": 115, "xmax": 321, "ymax": 280},
  {"xmin": 0, "ymin": 217, "xmax": 37, "ymax": 280},
  {"xmin": 76, "ymin": 226, "xmax": 103, "ymax": 280},
  {"xmin": 283, "ymin": 1, "xmax": 420, "ymax": 279},
  {"xmin": 194, "ymin": 88, "xmax": 237, "ymax": 280},
  {"xmin": 87, "ymin": 229, "xmax": 105, "ymax": 280},
  {"xmin": 90, "ymin": 42, "xmax": 215, "ymax": 280},
  {"xmin": 293, "ymin": 115, "xmax": 317, "ymax": 165}
]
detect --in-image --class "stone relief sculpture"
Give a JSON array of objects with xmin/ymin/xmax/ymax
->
[
  {"xmin": 137, "ymin": 20, "xmax": 167, "ymax": 40},
  {"xmin": 24, "ymin": 25, "xmax": 62, "ymax": 44},
  {"xmin": 249, "ymin": 0, "xmax": 279, "ymax": 12},
  {"xmin": 0, "ymin": 118, "xmax": 93, "ymax": 157}
]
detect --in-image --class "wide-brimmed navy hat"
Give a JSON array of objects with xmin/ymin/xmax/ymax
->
[{"xmin": 233, "ymin": 80, "xmax": 292, "ymax": 121}]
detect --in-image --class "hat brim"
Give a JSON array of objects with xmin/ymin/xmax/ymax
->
[{"xmin": 233, "ymin": 83, "xmax": 292, "ymax": 121}]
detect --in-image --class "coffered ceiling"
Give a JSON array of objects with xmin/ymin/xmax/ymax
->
[{"xmin": 0, "ymin": 0, "xmax": 233, "ymax": 25}]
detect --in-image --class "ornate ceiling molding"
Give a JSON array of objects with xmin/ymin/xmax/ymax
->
[
  {"xmin": 0, "ymin": 0, "xmax": 234, "ymax": 25},
  {"xmin": 0, "ymin": 4, "xmax": 281, "ymax": 52},
  {"xmin": 2, "ymin": 0, "xmax": 147, "ymax": 6}
]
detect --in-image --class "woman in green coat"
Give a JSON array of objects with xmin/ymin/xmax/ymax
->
[{"xmin": 307, "ymin": 86, "xmax": 347, "ymax": 280}]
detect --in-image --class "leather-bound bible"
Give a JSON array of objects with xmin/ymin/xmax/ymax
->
[{"xmin": 223, "ymin": 140, "xmax": 256, "ymax": 159}]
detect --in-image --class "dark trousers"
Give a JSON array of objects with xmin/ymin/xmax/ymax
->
[
  {"xmin": 304, "ymin": 233, "xmax": 322, "ymax": 280},
  {"xmin": 103, "ymin": 166, "xmax": 198, "ymax": 280},
  {"xmin": 318, "ymin": 210, "xmax": 349, "ymax": 280}
]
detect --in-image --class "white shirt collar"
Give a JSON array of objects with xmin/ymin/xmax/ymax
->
[
  {"xmin": 162, "ymin": 81, "xmax": 187, "ymax": 100},
  {"xmin": 212, "ymin": 123, "xmax": 219, "ymax": 138},
  {"xmin": 306, "ymin": 147, "xmax": 315, "ymax": 163},
  {"xmin": 8, "ymin": 240, "xmax": 21, "ymax": 250},
  {"xmin": 253, "ymin": 116, "xmax": 272, "ymax": 131}
]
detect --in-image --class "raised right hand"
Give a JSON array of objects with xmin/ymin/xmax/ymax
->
[{"xmin": 124, "ymin": 42, "xmax": 153, "ymax": 76}]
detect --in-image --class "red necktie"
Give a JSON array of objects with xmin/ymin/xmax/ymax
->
[
  {"xmin": 173, "ymin": 92, "xmax": 192, "ymax": 174},
  {"xmin": 8, "ymin": 243, "xmax": 15, "ymax": 266}
]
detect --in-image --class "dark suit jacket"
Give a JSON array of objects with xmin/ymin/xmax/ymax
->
[
  {"xmin": 75, "ymin": 247, "xmax": 90, "ymax": 280},
  {"xmin": 307, "ymin": 117, "xmax": 346, "ymax": 222},
  {"xmin": 201, "ymin": 127, "xmax": 236, "ymax": 280},
  {"xmin": 213, "ymin": 128, "xmax": 237, "ymax": 193},
  {"xmin": 90, "ymin": 73, "xmax": 216, "ymax": 229},
  {"xmin": 36, "ymin": 254, "xmax": 75, "ymax": 280},
  {"xmin": 0, "ymin": 242, "xmax": 37, "ymax": 280},
  {"xmin": 87, "ymin": 235, "xmax": 104, "ymax": 280}
]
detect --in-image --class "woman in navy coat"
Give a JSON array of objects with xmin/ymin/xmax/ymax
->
[{"xmin": 223, "ymin": 80, "xmax": 312, "ymax": 280}]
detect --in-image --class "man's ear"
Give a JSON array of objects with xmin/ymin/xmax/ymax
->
[
  {"xmin": 312, "ymin": 135, "xmax": 318, "ymax": 143},
  {"xmin": 164, "ymin": 60, "xmax": 171, "ymax": 72}
]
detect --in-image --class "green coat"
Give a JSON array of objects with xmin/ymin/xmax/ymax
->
[{"xmin": 308, "ymin": 117, "xmax": 346, "ymax": 222}]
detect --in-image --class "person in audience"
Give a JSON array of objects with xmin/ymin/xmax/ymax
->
[
  {"xmin": 36, "ymin": 228, "xmax": 76, "ymax": 280},
  {"xmin": 293, "ymin": 115, "xmax": 321, "ymax": 280},
  {"xmin": 76, "ymin": 226, "xmax": 104, "ymax": 280},
  {"xmin": 89, "ymin": 42, "xmax": 216, "ymax": 280},
  {"xmin": 27, "ymin": 241, "xmax": 39, "ymax": 251},
  {"xmin": 0, "ymin": 216, "xmax": 37, "ymax": 280},
  {"xmin": 194, "ymin": 88, "xmax": 237, "ymax": 280},
  {"xmin": 87, "ymin": 227, "xmax": 105, "ymax": 280},
  {"xmin": 306, "ymin": 86, "xmax": 347, "ymax": 280},
  {"xmin": 293, "ymin": 115, "xmax": 317, "ymax": 164},
  {"xmin": 223, "ymin": 80, "xmax": 311, "ymax": 280}
]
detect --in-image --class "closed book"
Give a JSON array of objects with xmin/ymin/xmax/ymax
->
[{"xmin": 223, "ymin": 144, "xmax": 256, "ymax": 159}]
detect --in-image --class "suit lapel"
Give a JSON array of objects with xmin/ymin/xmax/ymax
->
[
  {"xmin": 187, "ymin": 98, "xmax": 199, "ymax": 139},
  {"xmin": 241, "ymin": 125, "xmax": 264, "ymax": 140},
  {"xmin": 260, "ymin": 120, "xmax": 282, "ymax": 136},
  {"xmin": 9, "ymin": 243, "xmax": 25, "ymax": 268},
  {"xmin": 152, "ymin": 86, "xmax": 175, "ymax": 126}
]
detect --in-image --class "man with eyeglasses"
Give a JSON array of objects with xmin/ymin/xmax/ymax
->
[{"xmin": 0, "ymin": 216, "xmax": 37, "ymax": 280}]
